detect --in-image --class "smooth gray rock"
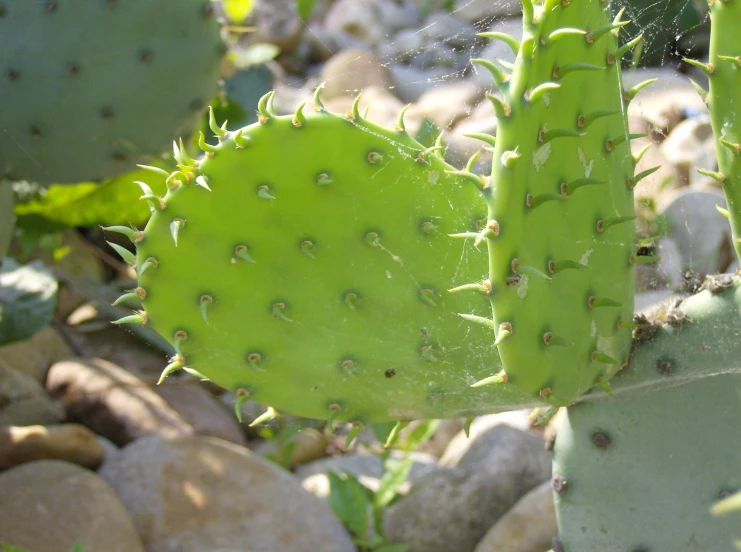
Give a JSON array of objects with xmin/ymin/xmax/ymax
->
[{"xmin": 0, "ymin": 358, "xmax": 64, "ymax": 427}]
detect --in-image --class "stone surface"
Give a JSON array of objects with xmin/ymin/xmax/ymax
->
[
  {"xmin": 255, "ymin": 427, "xmax": 328, "ymax": 467},
  {"xmin": 408, "ymin": 81, "xmax": 483, "ymax": 130},
  {"xmin": 384, "ymin": 424, "xmax": 551, "ymax": 552},
  {"xmin": 297, "ymin": 450, "xmax": 438, "ymax": 498},
  {"xmin": 99, "ymin": 435, "xmax": 356, "ymax": 552},
  {"xmin": 421, "ymin": 11, "xmax": 478, "ymax": 48},
  {"xmin": 474, "ymin": 480, "xmax": 557, "ymax": 552},
  {"xmin": 323, "ymin": 85, "xmax": 409, "ymax": 129},
  {"xmin": 0, "ymin": 460, "xmax": 145, "ymax": 552},
  {"xmin": 660, "ymin": 115, "xmax": 714, "ymax": 180},
  {"xmin": 246, "ymin": 0, "xmax": 304, "ymax": 53},
  {"xmin": 387, "ymin": 63, "xmax": 448, "ymax": 103},
  {"xmin": 45, "ymin": 358, "xmax": 193, "ymax": 446},
  {"xmin": 325, "ymin": 0, "xmax": 388, "ymax": 47},
  {"xmin": 455, "ymin": 0, "xmax": 522, "ymax": 21},
  {"xmin": 0, "ymin": 424, "xmax": 105, "ymax": 471},
  {"xmin": 319, "ymin": 49, "xmax": 393, "ymax": 100},
  {"xmin": 153, "ymin": 378, "xmax": 247, "ymax": 446},
  {"xmin": 0, "ymin": 358, "xmax": 64, "ymax": 427},
  {"xmin": 0, "ymin": 324, "xmax": 73, "ymax": 383}
]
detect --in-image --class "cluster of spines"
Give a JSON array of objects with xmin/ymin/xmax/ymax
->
[{"xmin": 450, "ymin": 0, "xmax": 658, "ymax": 405}]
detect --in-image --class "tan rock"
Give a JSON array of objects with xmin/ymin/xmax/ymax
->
[
  {"xmin": 319, "ymin": 49, "xmax": 393, "ymax": 101},
  {"xmin": 0, "ymin": 358, "xmax": 64, "ymax": 427},
  {"xmin": 0, "ymin": 460, "xmax": 144, "ymax": 552},
  {"xmin": 255, "ymin": 427, "xmax": 328, "ymax": 467},
  {"xmin": 0, "ymin": 424, "xmax": 105, "ymax": 471},
  {"xmin": 0, "ymin": 325, "xmax": 73, "ymax": 383}
]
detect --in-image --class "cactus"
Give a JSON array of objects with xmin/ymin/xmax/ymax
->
[
  {"xmin": 0, "ymin": 0, "xmax": 223, "ymax": 185},
  {"xmin": 551, "ymin": 278, "xmax": 741, "ymax": 550}
]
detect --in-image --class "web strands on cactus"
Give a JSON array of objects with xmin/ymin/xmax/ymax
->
[{"xmin": 274, "ymin": 0, "xmax": 715, "ymax": 297}]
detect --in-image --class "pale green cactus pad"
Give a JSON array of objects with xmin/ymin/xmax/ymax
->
[
  {"xmin": 552, "ymin": 277, "xmax": 741, "ymax": 551},
  {"xmin": 0, "ymin": 0, "xmax": 222, "ymax": 184}
]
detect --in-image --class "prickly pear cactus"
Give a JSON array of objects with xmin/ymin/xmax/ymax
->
[
  {"xmin": 0, "ymin": 0, "xmax": 223, "ymax": 185},
  {"xmin": 551, "ymin": 277, "xmax": 741, "ymax": 551},
  {"xmin": 465, "ymin": 0, "xmax": 648, "ymax": 406},
  {"xmin": 700, "ymin": 0, "xmax": 741, "ymax": 263}
]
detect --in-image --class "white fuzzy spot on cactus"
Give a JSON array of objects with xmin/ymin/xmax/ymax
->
[
  {"xmin": 517, "ymin": 274, "xmax": 529, "ymax": 298},
  {"xmin": 591, "ymin": 320, "xmax": 597, "ymax": 338},
  {"xmin": 428, "ymin": 171, "xmax": 440, "ymax": 187},
  {"xmin": 386, "ymin": 270, "xmax": 392, "ymax": 278},
  {"xmin": 532, "ymin": 143, "xmax": 551, "ymax": 173},
  {"xmin": 580, "ymin": 248, "xmax": 594, "ymax": 266},
  {"xmin": 578, "ymin": 147, "xmax": 594, "ymax": 178},
  {"xmin": 542, "ymin": 93, "xmax": 551, "ymax": 107}
]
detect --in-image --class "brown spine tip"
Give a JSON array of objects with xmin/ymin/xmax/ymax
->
[
  {"xmin": 596, "ymin": 220, "xmax": 605, "ymax": 233},
  {"xmin": 526, "ymin": 193, "xmax": 534, "ymax": 207},
  {"xmin": 587, "ymin": 296, "xmax": 596, "ymax": 308},
  {"xmin": 547, "ymin": 260, "xmax": 556, "ymax": 274},
  {"xmin": 543, "ymin": 332, "xmax": 553, "ymax": 345},
  {"xmin": 174, "ymin": 330, "xmax": 188, "ymax": 341},
  {"xmin": 511, "ymin": 258, "xmax": 520, "ymax": 273}
]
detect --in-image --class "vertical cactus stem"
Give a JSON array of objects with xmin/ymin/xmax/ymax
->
[
  {"xmin": 271, "ymin": 302, "xmax": 292, "ymax": 322},
  {"xmin": 313, "ymin": 83, "xmax": 326, "ymax": 111},
  {"xmin": 543, "ymin": 332, "xmax": 573, "ymax": 347},
  {"xmin": 173, "ymin": 330, "xmax": 188, "ymax": 355},
  {"xmin": 343, "ymin": 292, "xmax": 359, "ymax": 310},
  {"xmin": 485, "ymin": 92, "xmax": 511, "ymax": 119},
  {"xmin": 420, "ymin": 288, "xmax": 437, "ymax": 306},
  {"xmin": 257, "ymin": 91, "xmax": 275, "ymax": 124},
  {"xmin": 208, "ymin": 106, "xmax": 227, "ymax": 140},
  {"xmin": 501, "ymin": 148, "xmax": 521, "ymax": 169},
  {"xmin": 111, "ymin": 310, "xmax": 147, "ymax": 325},
  {"xmin": 234, "ymin": 388, "xmax": 251, "ymax": 423},
  {"xmin": 624, "ymin": 78, "xmax": 658, "ymax": 103},
  {"xmin": 247, "ymin": 353, "xmax": 263, "ymax": 372},
  {"xmin": 102, "ymin": 225, "xmax": 144, "ymax": 243},
  {"xmin": 137, "ymin": 257, "xmax": 158, "ymax": 277},
  {"xmin": 293, "ymin": 102, "xmax": 306, "ymax": 127},
  {"xmin": 577, "ymin": 110, "xmax": 619, "ymax": 129},
  {"xmin": 200, "ymin": 294, "xmax": 214, "ymax": 324},
  {"xmin": 344, "ymin": 421, "xmax": 365, "ymax": 451},
  {"xmin": 300, "ymin": 240, "xmax": 316, "ymax": 258},
  {"xmin": 136, "ymin": 164, "xmax": 170, "ymax": 179},
  {"xmin": 597, "ymin": 216, "xmax": 636, "ymax": 233},
  {"xmin": 233, "ymin": 129, "xmax": 251, "ymax": 149},
  {"xmin": 112, "ymin": 287, "xmax": 147, "ymax": 307},
  {"xmin": 384, "ymin": 421, "xmax": 409, "ymax": 449},
  {"xmin": 543, "ymin": 28, "xmax": 586, "ymax": 47},
  {"xmin": 519, "ymin": 0, "xmax": 534, "ymax": 24},
  {"xmin": 395, "ymin": 104, "xmax": 411, "ymax": 132},
  {"xmin": 471, "ymin": 58, "xmax": 510, "ymax": 87},
  {"xmin": 157, "ymin": 354, "xmax": 185, "ymax": 385},
  {"xmin": 233, "ymin": 245, "xmax": 255, "ymax": 263},
  {"xmin": 477, "ymin": 31, "xmax": 521, "ymax": 56},
  {"xmin": 257, "ymin": 185, "xmax": 275, "ymax": 200},
  {"xmin": 195, "ymin": 175, "xmax": 212, "ymax": 191},
  {"xmin": 367, "ymin": 151, "xmax": 384, "ymax": 165},
  {"xmin": 607, "ymin": 34, "xmax": 643, "ymax": 65},
  {"xmin": 493, "ymin": 322, "xmax": 513, "ymax": 347},
  {"xmin": 169, "ymin": 218, "xmax": 185, "ymax": 247},
  {"xmin": 249, "ymin": 406, "xmax": 279, "ymax": 427},
  {"xmin": 471, "ymin": 370, "xmax": 509, "ymax": 387},
  {"xmin": 106, "ymin": 241, "xmax": 136, "ymax": 266},
  {"xmin": 198, "ymin": 131, "xmax": 217, "ymax": 155},
  {"xmin": 526, "ymin": 82, "xmax": 560, "ymax": 104},
  {"xmin": 316, "ymin": 173, "xmax": 332, "ymax": 186},
  {"xmin": 474, "ymin": 219, "xmax": 500, "ymax": 248},
  {"xmin": 588, "ymin": 296, "xmax": 622, "ymax": 308}
]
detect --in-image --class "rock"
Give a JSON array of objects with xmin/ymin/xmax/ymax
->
[
  {"xmin": 99, "ymin": 435, "xmax": 356, "ymax": 552},
  {"xmin": 445, "ymin": 98, "xmax": 498, "ymax": 169},
  {"xmin": 387, "ymin": 63, "xmax": 448, "ymax": 103},
  {"xmin": 303, "ymin": 23, "xmax": 371, "ymax": 63},
  {"xmin": 319, "ymin": 49, "xmax": 394, "ymax": 100},
  {"xmin": 375, "ymin": 0, "xmax": 422, "ymax": 33},
  {"xmin": 378, "ymin": 28, "xmax": 426, "ymax": 62},
  {"xmin": 657, "ymin": 187, "xmax": 734, "ymax": 288},
  {"xmin": 245, "ymin": 0, "xmax": 304, "ymax": 54},
  {"xmin": 422, "ymin": 11, "xmax": 479, "ymax": 48},
  {"xmin": 0, "ymin": 460, "xmax": 144, "ymax": 552},
  {"xmin": 0, "ymin": 324, "xmax": 73, "ymax": 383},
  {"xmin": 399, "ymin": 418, "xmax": 466, "ymax": 458},
  {"xmin": 0, "ymin": 358, "xmax": 64, "ymax": 426},
  {"xmin": 323, "ymin": 85, "xmax": 410, "ymax": 130},
  {"xmin": 691, "ymin": 136, "xmax": 719, "ymax": 188},
  {"xmin": 470, "ymin": 18, "xmax": 522, "ymax": 87},
  {"xmin": 153, "ymin": 378, "xmax": 247, "ymax": 446},
  {"xmin": 325, "ymin": 0, "xmax": 387, "ymax": 47},
  {"xmin": 631, "ymin": 135, "xmax": 681, "ymax": 231},
  {"xmin": 0, "ymin": 424, "xmax": 105, "ymax": 471},
  {"xmin": 455, "ymin": 0, "xmax": 522, "ymax": 22},
  {"xmin": 384, "ymin": 425, "xmax": 551, "ymax": 552},
  {"xmin": 45, "ymin": 358, "xmax": 193, "ymax": 447},
  {"xmin": 255, "ymin": 427, "xmax": 328, "ymax": 467},
  {"xmin": 660, "ymin": 115, "xmax": 714, "ymax": 180},
  {"xmin": 474, "ymin": 480, "xmax": 557, "ymax": 552},
  {"xmin": 297, "ymin": 450, "xmax": 438, "ymax": 498},
  {"xmin": 409, "ymin": 41, "xmax": 460, "ymax": 69},
  {"xmin": 407, "ymin": 81, "xmax": 484, "ymax": 130}
]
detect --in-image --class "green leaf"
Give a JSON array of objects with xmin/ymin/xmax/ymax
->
[
  {"xmin": 400, "ymin": 419, "xmax": 440, "ymax": 452},
  {"xmin": 14, "ymin": 167, "xmax": 168, "ymax": 228},
  {"xmin": 0, "ymin": 258, "xmax": 57, "ymax": 346},
  {"xmin": 374, "ymin": 458, "xmax": 413, "ymax": 510},
  {"xmin": 370, "ymin": 422, "xmax": 397, "ymax": 446},
  {"xmin": 223, "ymin": 0, "xmax": 254, "ymax": 22},
  {"xmin": 295, "ymin": 0, "xmax": 318, "ymax": 20},
  {"xmin": 229, "ymin": 43, "xmax": 280, "ymax": 69},
  {"xmin": 2, "ymin": 544, "xmax": 31, "ymax": 552},
  {"xmin": 68, "ymin": 543, "xmax": 89, "ymax": 552},
  {"xmin": 327, "ymin": 471, "xmax": 372, "ymax": 538}
]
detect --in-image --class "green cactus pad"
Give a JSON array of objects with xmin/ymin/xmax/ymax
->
[
  {"xmin": 704, "ymin": 0, "xmax": 741, "ymax": 263},
  {"xmin": 0, "ymin": 0, "xmax": 222, "ymax": 185},
  {"xmin": 466, "ymin": 0, "xmax": 640, "ymax": 405},
  {"xmin": 126, "ymin": 97, "xmax": 548, "ymax": 423},
  {"xmin": 552, "ymin": 277, "xmax": 741, "ymax": 551}
]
